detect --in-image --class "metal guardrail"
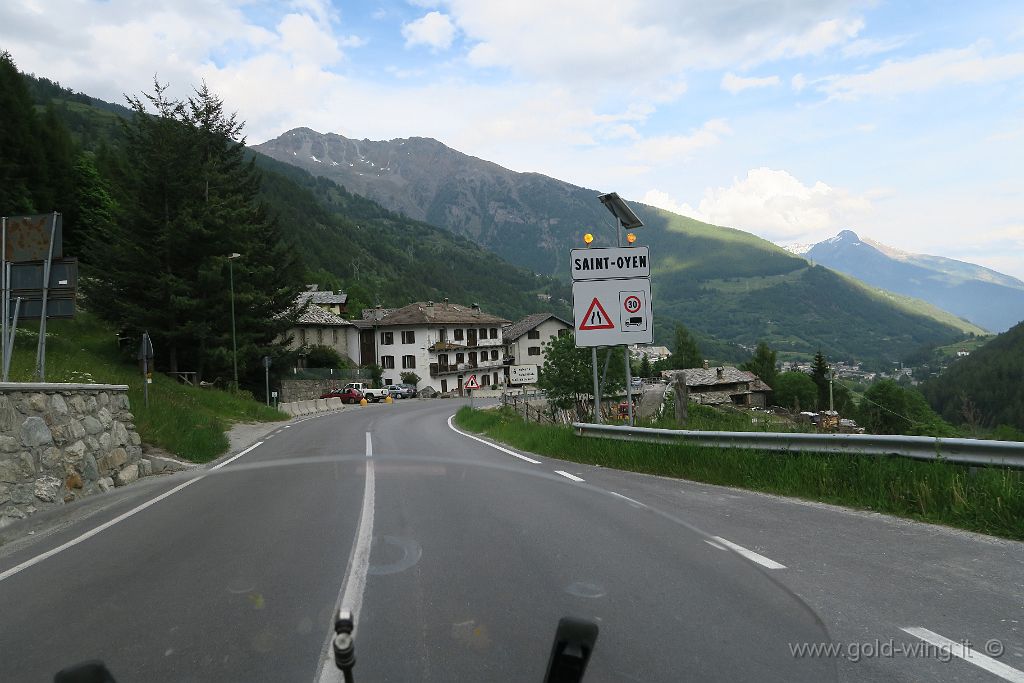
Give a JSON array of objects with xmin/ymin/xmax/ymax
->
[{"xmin": 572, "ymin": 423, "xmax": 1024, "ymax": 469}]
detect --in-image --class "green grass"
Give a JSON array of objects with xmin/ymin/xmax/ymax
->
[
  {"xmin": 933, "ymin": 335, "xmax": 994, "ymax": 359},
  {"xmin": 456, "ymin": 407, "xmax": 1024, "ymax": 541},
  {"xmin": 6, "ymin": 314, "xmax": 287, "ymax": 462}
]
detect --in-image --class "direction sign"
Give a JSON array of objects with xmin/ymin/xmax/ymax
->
[
  {"xmin": 570, "ymin": 246, "xmax": 649, "ymax": 281},
  {"xmin": 464, "ymin": 374, "xmax": 481, "ymax": 390},
  {"xmin": 572, "ymin": 278, "xmax": 653, "ymax": 346},
  {"xmin": 509, "ymin": 364, "xmax": 538, "ymax": 385}
]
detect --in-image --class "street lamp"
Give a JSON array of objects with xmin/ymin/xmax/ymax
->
[{"xmin": 228, "ymin": 252, "xmax": 241, "ymax": 391}]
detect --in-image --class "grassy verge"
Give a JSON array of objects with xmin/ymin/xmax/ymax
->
[
  {"xmin": 7, "ymin": 314, "xmax": 287, "ymax": 463},
  {"xmin": 456, "ymin": 407, "xmax": 1024, "ymax": 541}
]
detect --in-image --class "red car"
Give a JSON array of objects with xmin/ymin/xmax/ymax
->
[{"xmin": 320, "ymin": 387, "xmax": 364, "ymax": 404}]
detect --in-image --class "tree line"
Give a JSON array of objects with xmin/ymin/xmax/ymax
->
[{"xmin": 1, "ymin": 51, "xmax": 303, "ymax": 390}]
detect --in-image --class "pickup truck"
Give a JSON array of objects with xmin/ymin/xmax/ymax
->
[{"xmin": 344, "ymin": 382, "xmax": 390, "ymax": 403}]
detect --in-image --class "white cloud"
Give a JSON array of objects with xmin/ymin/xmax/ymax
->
[
  {"xmin": 631, "ymin": 119, "xmax": 731, "ymax": 162},
  {"xmin": 277, "ymin": 13, "xmax": 343, "ymax": 65},
  {"xmin": 646, "ymin": 168, "xmax": 872, "ymax": 241},
  {"xmin": 721, "ymin": 72, "xmax": 781, "ymax": 94},
  {"xmin": 840, "ymin": 35, "xmax": 908, "ymax": 58},
  {"xmin": 821, "ymin": 43, "xmax": 1024, "ymax": 100},
  {"xmin": 791, "ymin": 73, "xmax": 807, "ymax": 92},
  {"xmin": 402, "ymin": 11, "xmax": 457, "ymax": 50},
  {"xmin": 447, "ymin": 0, "xmax": 865, "ymax": 87}
]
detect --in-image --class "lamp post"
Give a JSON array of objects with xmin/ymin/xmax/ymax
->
[{"xmin": 228, "ymin": 252, "xmax": 241, "ymax": 391}]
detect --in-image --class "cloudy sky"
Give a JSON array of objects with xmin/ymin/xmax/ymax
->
[{"xmin": 2, "ymin": 1, "xmax": 1023, "ymax": 277}]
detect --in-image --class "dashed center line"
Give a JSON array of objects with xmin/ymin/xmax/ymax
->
[
  {"xmin": 555, "ymin": 470, "xmax": 585, "ymax": 482},
  {"xmin": 708, "ymin": 536, "xmax": 786, "ymax": 569},
  {"xmin": 608, "ymin": 491, "xmax": 646, "ymax": 508},
  {"xmin": 902, "ymin": 627, "xmax": 1024, "ymax": 682}
]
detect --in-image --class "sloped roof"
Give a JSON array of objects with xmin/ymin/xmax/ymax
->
[
  {"xmin": 502, "ymin": 313, "xmax": 572, "ymax": 342},
  {"xmin": 298, "ymin": 289, "xmax": 348, "ymax": 306},
  {"xmin": 294, "ymin": 305, "xmax": 351, "ymax": 327},
  {"xmin": 676, "ymin": 366, "xmax": 763, "ymax": 388},
  {"xmin": 372, "ymin": 301, "xmax": 509, "ymax": 327}
]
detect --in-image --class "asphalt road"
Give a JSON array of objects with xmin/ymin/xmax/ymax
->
[{"xmin": 0, "ymin": 399, "xmax": 1021, "ymax": 682}]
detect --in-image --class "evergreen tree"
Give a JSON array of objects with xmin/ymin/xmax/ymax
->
[
  {"xmin": 82, "ymin": 80, "xmax": 303, "ymax": 386},
  {"xmin": 741, "ymin": 341, "xmax": 778, "ymax": 388},
  {"xmin": 810, "ymin": 350, "xmax": 831, "ymax": 409},
  {"xmin": 639, "ymin": 354, "xmax": 652, "ymax": 378},
  {"xmin": 669, "ymin": 323, "xmax": 703, "ymax": 369},
  {"xmin": 0, "ymin": 51, "xmax": 73, "ymax": 216}
]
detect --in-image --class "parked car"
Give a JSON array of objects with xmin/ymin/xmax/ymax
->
[
  {"xmin": 388, "ymin": 384, "xmax": 416, "ymax": 399},
  {"xmin": 320, "ymin": 387, "xmax": 364, "ymax": 404},
  {"xmin": 344, "ymin": 382, "xmax": 390, "ymax": 402}
]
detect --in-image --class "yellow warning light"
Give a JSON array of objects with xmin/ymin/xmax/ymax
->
[
  {"xmin": 583, "ymin": 233, "xmax": 594, "ymax": 245},
  {"xmin": 626, "ymin": 232, "xmax": 637, "ymax": 244}
]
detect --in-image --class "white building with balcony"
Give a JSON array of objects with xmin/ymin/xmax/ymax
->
[{"xmin": 360, "ymin": 300, "xmax": 510, "ymax": 394}]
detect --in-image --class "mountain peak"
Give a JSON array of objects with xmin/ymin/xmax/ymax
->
[{"xmin": 829, "ymin": 229, "xmax": 861, "ymax": 243}]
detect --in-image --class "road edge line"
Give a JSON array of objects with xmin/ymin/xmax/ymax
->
[
  {"xmin": 0, "ymin": 441, "xmax": 263, "ymax": 583},
  {"xmin": 446, "ymin": 414, "xmax": 541, "ymax": 464}
]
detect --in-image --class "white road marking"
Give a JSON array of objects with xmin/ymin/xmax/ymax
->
[
  {"xmin": 0, "ymin": 441, "xmax": 264, "ymax": 583},
  {"xmin": 608, "ymin": 491, "xmax": 646, "ymax": 508},
  {"xmin": 283, "ymin": 425, "xmax": 291, "ymax": 429},
  {"xmin": 704, "ymin": 539, "xmax": 727, "ymax": 551},
  {"xmin": 709, "ymin": 536, "xmax": 786, "ymax": 569},
  {"xmin": 446, "ymin": 415, "xmax": 541, "ymax": 464},
  {"xmin": 555, "ymin": 470, "xmax": 585, "ymax": 482},
  {"xmin": 901, "ymin": 627, "xmax": 1024, "ymax": 682},
  {"xmin": 318, "ymin": 433, "xmax": 376, "ymax": 683}
]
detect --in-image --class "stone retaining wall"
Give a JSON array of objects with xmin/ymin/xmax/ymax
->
[
  {"xmin": 280, "ymin": 379, "xmax": 347, "ymax": 402},
  {"xmin": 0, "ymin": 383, "xmax": 146, "ymax": 528}
]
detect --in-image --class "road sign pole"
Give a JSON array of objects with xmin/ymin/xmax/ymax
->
[
  {"xmin": 591, "ymin": 347, "xmax": 601, "ymax": 424},
  {"xmin": 3, "ymin": 297, "xmax": 20, "ymax": 381},
  {"xmin": 1, "ymin": 216, "xmax": 6, "ymax": 369},
  {"xmin": 35, "ymin": 212, "xmax": 58, "ymax": 381},
  {"xmin": 624, "ymin": 347, "xmax": 634, "ymax": 426}
]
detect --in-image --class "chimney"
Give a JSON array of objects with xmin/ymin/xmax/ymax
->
[
  {"xmin": 703, "ymin": 360, "xmax": 709, "ymax": 370},
  {"xmin": 716, "ymin": 367, "xmax": 724, "ymax": 380},
  {"xmin": 471, "ymin": 303, "xmax": 480, "ymax": 310},
  {"xmin": 442, "ymin": 297, "xmax": 449, "ymax": 309},
  {"xmin": 306, "ymin": 284, "xmax": 318, "ymax": 292},
  {"xmin": 426, "ymin": 300, "xmax": 434, "ymax": 307}
]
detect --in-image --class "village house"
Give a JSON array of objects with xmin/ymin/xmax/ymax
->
[
  {"xmin": 295, "ymin": 284, "xmax": 348, "ymax": 316},
  {"xmin": 283, "ymin": 295, "xmax": 355, "ymax": 365},
  {"xmin": 664, "ymin": 363, "xmax": 772, "ymax": 408},
  {"xmin": 353, "ymin": 300, "xmax": 510, "ymax": 394},
  {"xmin": 502, "ymin": 313, "xmax": 572, "ymax": 382}
]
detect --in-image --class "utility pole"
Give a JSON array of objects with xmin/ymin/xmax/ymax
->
[
  {"xmin": 829, "ymin": 369, "xmax": 835, "ymax": 412},
  {"xmin": 228, "ymin": 253, "xmax": 241, "ymax": 391}
]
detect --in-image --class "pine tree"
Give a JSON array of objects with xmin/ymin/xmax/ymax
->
[
  {"xmin": 741, "ymin": 341, "xmax": 778, "ymax": 388},
  {"xmin": 82, "ymin": 80, "xmax": 303, "ymax": 386},
  {"xmin": 669, "ymin": 323, "xmax": 702, "ymax": 369},
  {"xmin": 639, "ymin": 354, "xmax": 652, "ymax": 378},
  {"xmin": 810, "ymin": 350, "xmax": 831, "ymax": 410}
]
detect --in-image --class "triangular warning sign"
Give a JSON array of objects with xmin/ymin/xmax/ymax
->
[
  {"xmin": 464, "ymin": 374, "xmax": 481, "ymax": 389},
  {"xmin": 579, "ymin": 298, "xmax": 615, "ymax": 330}
]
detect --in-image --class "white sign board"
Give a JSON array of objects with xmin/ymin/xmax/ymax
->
[
  {"xmin": 509, "ymin": 364, "xmax": 539, "ymax": 385},
  {"xmin": 572, "ymin": 278, "xmax": 653, "ymax": 346},
  {"xmin": 570, "ymin": 246, "xmax": 650, "ymax": 281}
]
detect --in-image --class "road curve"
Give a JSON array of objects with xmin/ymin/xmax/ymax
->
[{"xmin": 0, "ymin": 398, "xmax": 1020, "ymax": 682}]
